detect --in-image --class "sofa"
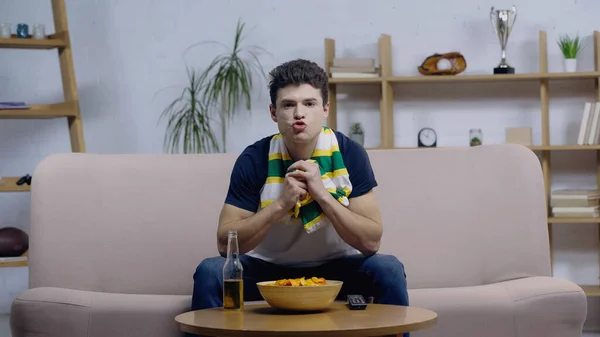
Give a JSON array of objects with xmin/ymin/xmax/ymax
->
[{"xmin": 9, "ymin": 144, "xmax": 587, "ymax": 337}]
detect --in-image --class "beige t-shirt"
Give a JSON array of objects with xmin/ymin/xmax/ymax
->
[{"xmin": 246, "ymin": 214, "xmax": 360, "ymax": 267}]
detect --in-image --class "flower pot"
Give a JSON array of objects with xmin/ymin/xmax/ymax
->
[
  {"xmin": 349, "ymin": 133, "xmax": 364, "ymax": 146},
  {"xmin": 564, "ymin": 58, "xmax": 577, "ymax": 72}
]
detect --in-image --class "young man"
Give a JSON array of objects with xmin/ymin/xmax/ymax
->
[{"xmin": 191, "ymin": 59, "xmax": 409, "ymax": 313}]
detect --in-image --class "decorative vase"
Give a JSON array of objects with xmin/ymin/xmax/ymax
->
[
  {"xmin": 16, "ymin": 23, "xmax": 28, "ymax": 38},
  {"xmin": 564, "ymin": 58, "xmax": 577, "ymax": 73},
  {"xmin": 32, "ymin": 24, "xmax": 45, "ymax": 40},
  {"xmin": 0, "ymin": 24, "xmax": 11, "ymax": 38},
  {"xmin": 350, "ymin": 132, "xmax": 364, "ymax": 146}
]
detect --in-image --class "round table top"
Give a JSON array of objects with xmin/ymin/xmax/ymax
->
[{"xmin": 175, "ymin": 302, "xmax": 438, "ymax": 337}]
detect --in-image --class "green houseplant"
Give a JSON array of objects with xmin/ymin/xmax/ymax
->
[
  {"xmin": 349, "ymin": 122, "xmax": 364, "ymax": 146},
  {"xmin": 557, "ymin": 34, "xmax": 583, "ymax": 73},
  {"xmin": 160, "ymin": 67, "xmax": 219, "ymax": 154},
  {"xmin": 160, "ymin": 19, "xmax": 268, "ymax": 153}
]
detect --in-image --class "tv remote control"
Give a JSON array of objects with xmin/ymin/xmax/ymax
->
[{"xmin": 347, "ymin": 294, "xmax": 368, "ymax": 310}]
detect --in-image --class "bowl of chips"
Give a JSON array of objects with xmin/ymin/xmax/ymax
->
[{"xmin": 256, "ymin": 277, "xmax": 343, "ymax": 311}]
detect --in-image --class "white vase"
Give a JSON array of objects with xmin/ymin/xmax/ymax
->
[{"xmin": 564, "ymin": 58, "xmax": 577, "ymax": 73}]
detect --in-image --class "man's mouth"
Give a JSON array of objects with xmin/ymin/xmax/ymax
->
[{"xmin": 293, "ymin": 121, "xmax": 306, "ymax": 131}]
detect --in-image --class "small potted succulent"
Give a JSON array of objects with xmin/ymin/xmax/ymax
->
[
  {"xmin": 349, "ymin": 122, "xmax": 364, "ymax": 146},
  {"xmin": 469, "ymin": 128, "xmax": 482, "ymax": 146},
  {"xmin": 557, "ymin": 34, "xmax": 583, "ymax": 73}
]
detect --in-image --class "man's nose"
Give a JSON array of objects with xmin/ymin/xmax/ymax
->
[{"xmin": 294, "ymin": 105, "xmax": 305, "ymax": 119}]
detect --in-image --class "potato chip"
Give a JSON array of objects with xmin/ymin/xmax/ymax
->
[{"xmin": 266, "ymin": 277, "xmax": 327, "ymax": 286}]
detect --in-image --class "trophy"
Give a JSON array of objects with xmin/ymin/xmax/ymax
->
[{"xmin": 490, "ymin": 5, "xmax": 517, "ymax": 74}]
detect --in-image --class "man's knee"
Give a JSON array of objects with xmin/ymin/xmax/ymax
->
[
  {"xmin": 364, "ymin": 254, "xmax": 406, "ymax": 278},
  {"xmin": 194, "ymin": 256, "xmax": 225, "ymax": 281}
]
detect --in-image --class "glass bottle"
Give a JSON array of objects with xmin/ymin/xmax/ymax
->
[
  {"xmin": 222, "ymin": 230, "xmax": 244, "ymax": 310},
  {"xmin": 469, "ymin": 128, "xmax": 483, "ymax": 146}
]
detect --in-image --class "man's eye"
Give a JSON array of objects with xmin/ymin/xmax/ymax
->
[
  {"xmin": 306, "ymin": 102, "xmax": 316, "ymax": 107},
  {"xmin": 283, "ymin": 103, "xmax": 294, "ymax": 108}
]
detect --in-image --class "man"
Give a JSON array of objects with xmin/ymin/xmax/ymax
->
[{"xmin": 192, "ymin": 59, "xmax": 408, "ymax": 312}]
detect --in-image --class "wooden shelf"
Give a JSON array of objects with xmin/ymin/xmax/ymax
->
[
  {"xmin": 0, "ymin": 250, "xmax": 28, "ymax": 268},
  {"xmin": 0, "ymin": 33, "xmax": 66, "ymax": 49},
  {"xmin": 387, "ymin": 71, "xmax": 600, "ymax": 84},
  {"xmin": 0, "ymin": 101, "xmax": 78, "ymax": 119},
  {"xmin": 325, "ymin": 30, "xmax": 600, "ymax": 294},
  {"xmin": 530, "ymin": 145, "xmax": 600, "ymax": 151},
  {"xmin": 367, "ymin": 145, "xmax": 600, "ymax": 151},
  {"xmin": 581, "ymin": 285, "xmax": 600, "ymax": 296},
  {"xmin": 326, "ymin": 72, "xmax": 600, "ymax": 85},
  {"xmin": 0, "ymin": 257, "xmax": 28, "ymax": 268},
  {"xmin": 0, "ymin": 177, "xmax": 31, "ymax": 192},
  {"xmin": 548, "ymin": 217, "xmax": 600, "ymax": 223}
]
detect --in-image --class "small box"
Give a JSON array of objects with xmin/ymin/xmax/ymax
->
[{"xmin": 506, "ymin": 127, "xmax": 532, "ymax": 146}]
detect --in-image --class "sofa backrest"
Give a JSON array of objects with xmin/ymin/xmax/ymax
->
[{"xmin": 27, "ymin": 144, "xmax": 551, "ymax": 295}]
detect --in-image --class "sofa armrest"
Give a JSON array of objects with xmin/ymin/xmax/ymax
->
[
  {"xmin": 408, "ymin": 276, "xmax": 587, "ymax": 337},
  {"xmin": 499, "ymin": 276, "xmax": 587, "ymax": 337},
  {"xmin": 10, "ymin": 287, "xmax": 191, "ymax": 337}
]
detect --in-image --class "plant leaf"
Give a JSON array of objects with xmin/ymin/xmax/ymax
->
[
  {"xmin": 161, "ymin": 18, "xmax": 268, "ymax": 153},
  {"xmin": 159, "ymin": 66, "xmax": 220, "ymax": 154}
]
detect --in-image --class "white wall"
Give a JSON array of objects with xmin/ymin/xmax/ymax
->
[{"xmin": 1, "ymin": 0, "xmax": 599, "ymax": 327}]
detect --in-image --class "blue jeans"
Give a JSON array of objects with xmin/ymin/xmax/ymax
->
[{"xmin": 191, "ymin": 253, "xmax": 410, "ymax": 336}]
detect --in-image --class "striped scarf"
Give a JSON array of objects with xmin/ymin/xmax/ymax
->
[{"xmin": 260, "ymin": 127, "xmax": 353, "ymax": 234}]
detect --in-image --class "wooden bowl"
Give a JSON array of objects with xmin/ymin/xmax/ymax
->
[{"xmin": 256, "ymin": 280, "xmax": 343, "ymax": 311}]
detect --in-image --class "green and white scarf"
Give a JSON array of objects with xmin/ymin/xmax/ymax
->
[{"xmin": 260, "ymin": 127, "xmax": 353, "ymax": 233}]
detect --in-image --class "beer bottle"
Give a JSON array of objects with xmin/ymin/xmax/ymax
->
[{"xmin": 222, "ymin": 230, "xmax": 244, "ymax": 310}]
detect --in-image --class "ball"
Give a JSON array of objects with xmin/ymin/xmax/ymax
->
[
  {"xmin": 0, "ymin": 227, "xmax": 29, "ymax": 257},
  {"xmin": 437, "ymin": 58, "xmax": 452, "ymax": 70}
]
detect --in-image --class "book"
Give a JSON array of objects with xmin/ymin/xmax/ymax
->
[
  {"xmin": 0, "ymin": 101, "xmax": 30, "ymax": 109},
  {"xmin": 331, "ymin": 72, "xmax": 379, "ymax": 78},
  {"xmin": 330, "ymin": 66, "xmax": 378, "ymax": 73},
  {"xmin": 550, "ymin": 189, "xmax": 600, "ymax": 207},
  {"xmin": 552, "ymin": 206, "xmax": 599, "ymax": 217},
  {"xmin": 332, "ymin": 58, "xmax": 375, "ymax": 67}
]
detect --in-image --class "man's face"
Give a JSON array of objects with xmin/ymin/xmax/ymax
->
[{"xmin": 269, "ymin": 83, "xmax": 329, "ymax": 145}]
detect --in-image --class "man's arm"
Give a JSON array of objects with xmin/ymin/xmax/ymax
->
[
  {"xmin": 217, "ymin": 201, "xmax": 289, "ymax": 256},
  {"xmin": 218, "ymin": 160, "xmax": 308, "ymax": 255},
  {"xmin": 314, "ymin": 190, "xmax": 382, "ymax": 256},
  {"xmin": 286, "ymin": 133, "xmax": 382, "ymax": 256}
]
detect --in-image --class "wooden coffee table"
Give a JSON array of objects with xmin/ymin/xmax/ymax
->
[{"xmin": 175, "ymin": 302, "xmax": 437, "ymax": 337}]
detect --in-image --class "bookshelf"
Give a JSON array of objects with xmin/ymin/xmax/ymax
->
[
  {"xmin": 324, "ymin": 30, "xmax": 600, "ymax": 297},
  {"xmin": 0, "ymin": 0, "xmax": 86, "ymax": 267}
]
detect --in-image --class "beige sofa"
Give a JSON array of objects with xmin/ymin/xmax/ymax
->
[{"xmin": 10, "ymin": 144, "xmax": 587, "ymax": 337}]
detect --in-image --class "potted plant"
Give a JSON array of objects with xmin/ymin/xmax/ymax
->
[
  {"xmin": 557, "ymin": 34, "xmax": 582, "ymax": 73},
  {"xmin": 160, "ymin": 67, "xmax": 219, "ymax": 153},
  {"xmin": 349, "ymin": 122, "xmax": 364, "ymax": 146},
  {"xmin": 469, "ymin": 128, "xmax": 482, "ymax": 146},
  {"xmin": 160, "ymin": 19, "xmax": 268, "ymax": 153}
]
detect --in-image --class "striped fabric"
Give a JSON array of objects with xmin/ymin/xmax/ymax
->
[{"xmin": 260, "ymin": 127, "xmax": 353, "ymax": 234}]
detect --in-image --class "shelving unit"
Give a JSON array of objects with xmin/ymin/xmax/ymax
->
[
  {"xmin": 324, "ymin": 31, "xmax": 600, "ymax": 297},
  {"xmin": 0, "ymin": 0, "xmax": 85, "ymax": 266}
]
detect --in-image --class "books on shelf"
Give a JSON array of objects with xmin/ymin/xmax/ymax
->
[
  {"xmin": 0, "ymin": 101, "xmax": 30, "ymax": 109},
  {"xmin": 551, "ymin": 189, "xmax": 600, "ymax": 218},
  {"xmin": 577, "ymin": 102, "xmax": 600, "ymax": 145},
  {"xmin": 330, "ymin": 58, "xmax": 379, "ymax": 78}
]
